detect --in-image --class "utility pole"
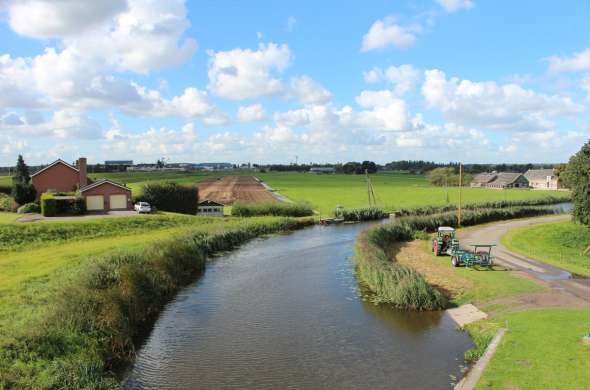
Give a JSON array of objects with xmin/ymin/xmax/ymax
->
[{"xmin": 458, "ymin": 162, "xmax": 463, "ymax": 226}]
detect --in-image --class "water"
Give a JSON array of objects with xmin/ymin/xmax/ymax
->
[{"xmin": 124, "ymin": 223, "xmax": 473, "ymax": 389}]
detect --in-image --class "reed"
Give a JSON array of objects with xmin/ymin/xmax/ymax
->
[
  {"xmin": 0, "ymin": 217, "xmax": 312, "ymax": 388},
  {"xmin": 231, "ymin": 201, "xmax": 314, "ymax": 217}
]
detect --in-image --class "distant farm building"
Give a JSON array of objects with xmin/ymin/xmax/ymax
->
[
  {"xmin": 197, "ymin": 200, "xmax": 224, "ymax": 217},
  {"xmin": 309, "ymin": 167, "xmax": 335, "ymax": 174},
  {"xmin": 524, "ymin": 169, "xmax": 562, "ymax": 190},
  {"xmin": 105, "ymin": 160, "xmax": 133, "ymax": 166},
  {"xmin": 471, "ymin": 172, "xmax": 529, "ymax": 189},
  {"xmin": 32, "ymin": 157, "xmax": 132, "ymax": 211}
]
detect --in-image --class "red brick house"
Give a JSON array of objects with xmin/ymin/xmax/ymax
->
[{"xmin": 31, "ymin": 158, "xmax": 132, "ymax": 211}]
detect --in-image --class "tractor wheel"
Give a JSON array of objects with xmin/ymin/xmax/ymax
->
[{"xmin": 451, "ymin": 256, "xmax": 459, "ymax": 267}]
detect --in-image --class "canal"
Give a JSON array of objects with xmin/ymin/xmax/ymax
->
[{"xmin": 124, "ymin": 222, "xmax": 473, "ymax": 389}]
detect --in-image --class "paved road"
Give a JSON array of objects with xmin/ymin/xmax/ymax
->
[{"xmin": 459, "ymin": 214, "xmax": 590, "ymax": 303}]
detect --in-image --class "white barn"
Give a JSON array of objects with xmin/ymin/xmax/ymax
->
[{"xmin": 197, "ymin": 200, "xmax": 225, "ymax": 217}]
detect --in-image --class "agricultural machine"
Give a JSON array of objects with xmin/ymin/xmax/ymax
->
[
  {"xmin": 432, "ymin": 226, "xmax": 495, "ymax": 269},
  {"xmin": 432, "ymin": 227, "xmax": 459, "ymax": 256}
]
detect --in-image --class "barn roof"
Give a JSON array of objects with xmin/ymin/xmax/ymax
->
[
  {"xmin": 198, "ymin": 199, "xmax": 224, "ymax": 206},
  {"xmin": 471, "ymin": 172, "xmax": 497, "ymax": 184},
  {"xmin": 490, "ymin": 172, "xmax": 526, "ymax": 186},
  {"xmin": 524, "ymin": 169, "xmax": 555, "ymax": 180}
]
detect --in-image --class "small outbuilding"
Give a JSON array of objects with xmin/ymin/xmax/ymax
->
[
  {"xmin": 80, "ymin": 179, "xmax": 132, "ymax": 211},
  {"xmin": 197, "ymin": 199, "xmax": 224, "ymax": 217}
]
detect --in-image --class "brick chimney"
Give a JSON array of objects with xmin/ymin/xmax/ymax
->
[{"xmin": 78, "ymin": 157, "xmax": 87, "ymax": 188}]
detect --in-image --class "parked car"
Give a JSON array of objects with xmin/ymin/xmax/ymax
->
[{"xmin": 134, "ymin": 202, "xmax": 152, "ymax": 213}]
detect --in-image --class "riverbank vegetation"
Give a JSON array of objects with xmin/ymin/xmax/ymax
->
[
  {"xmin": 0, "ymin": 214, "xmax": 311, "ymax": 388},
  {"xmin": 502, "ymin": 220, "xmax": 590, "ymax": 277},
  {"xmin": 231, "ymin": 201, "xmax": 314, "ymax": 217},
  {"xmin": 354, "ymin": 207, "xmax": 557, "ymax": 309}
]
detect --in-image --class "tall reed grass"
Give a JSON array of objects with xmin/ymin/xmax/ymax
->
[
  {"xmin": 0, "ymin": 217, "xmax": 312, "ymax": 388},
  {"xmin": 232, "ymin": 201, "xmax": 314, "ymax": 217}
]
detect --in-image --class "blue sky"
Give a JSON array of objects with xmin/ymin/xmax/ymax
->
[{"xmin": 1, "ymin": 0, "xmax": 589, "ymax": 165}]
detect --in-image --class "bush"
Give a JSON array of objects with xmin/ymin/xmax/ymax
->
[
  {"xmin": 11, "ymin": 182, "xmax": 36, "ymax": 205},
  {"xmin": 0, "ymin": 184, "xmax": 11, "ymax": 195},
  {"xmin": 41, "ymin": 194, "xmax": 57, "ymax": 217},
  {"xmin": 232, "ymin": 201, "xmax": 314, "ymax": 217},
  {"xmin": 337, "ymin": 207, "xmax": 388, "ymax": 221},
  {"xmin": 71, "ymin": 197, "xmax": 86, "ymax": 215},
  {"xmin": 141, "ymin": 182, "xmax": 198, "ymax": 215},
  {"xmin": 0, "ymin": 193, "xmax": 14, "ymax": 211},
  {"xmin": 17, "ymin": 202, "xmax": 40, "ymax": 214}
]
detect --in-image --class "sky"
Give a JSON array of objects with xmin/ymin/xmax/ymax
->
[{"xmin": 1, "ymin": 0, "xmax": 590, "ymax": 166}]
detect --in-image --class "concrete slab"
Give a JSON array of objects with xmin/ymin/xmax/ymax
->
[{"xmin": 446, "ymin": 304, "xmax": 488, "ymax": 327}]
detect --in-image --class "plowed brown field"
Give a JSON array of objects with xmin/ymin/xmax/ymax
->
[{"xmin": 197, "ymin": 176, "xmax": 277, "ymax": 204}]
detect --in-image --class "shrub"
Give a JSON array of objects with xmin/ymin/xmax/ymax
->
[
  {"xmin": 11, "ymin": 182, "xmax": 37, "ymax": 205},
  {"xmin": 337, "ymin": 207, "xmax": 388, "ymax": 221},
  {"xmin": 0, "ymin": 193, "xmax": 13, "ymax": 211},
  {"xmin": 0, "ymin": 184, "xmax": 11, "ymax": 195},
  {"xmin": 41, "ymin": 193, "xmax": 57, "ymax": 217},
  {"xmin": 232, "ymin": 201, "xmax": 314, "ymax": 217},
  {"xmin": 17, "ymin": 202, "xmax": 40, "ymax": 214},
  {"xmin": 71, "ymin": 197, "xmax": 86, "ymax": 215},
  {"xmin": 141, "ymin": 182, "xmax": 198, "ymax": 215}
]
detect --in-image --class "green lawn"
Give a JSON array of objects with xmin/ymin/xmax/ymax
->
[
  {"xmin": 502, "ymin": 220, "xmax": 590, "ymax": 277},
  {"xmin": 0, "ymin": 212, "xmax": 19, "ymax": 224},
  {"xmin": 467, "ymin": 309, "xmax": 590, "ymax": 390}
]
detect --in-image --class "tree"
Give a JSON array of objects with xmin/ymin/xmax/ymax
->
[
  {"xmin": 562, "ymin": 140, "xmax": 590, "ymax": 225},
  {"xmin": 361, "ymin": 161, "xmax": 377, "ymax": 174},
  {"xmin": 427, "ymin": 167, "xmax": 457, "ymax": 187},
  {"xmin": 11, "ymin": 155, "xmax": 36, "ymax": 204}
]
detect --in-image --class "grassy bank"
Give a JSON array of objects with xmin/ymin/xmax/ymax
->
[
  {"xmin": 354, "ymin": 207, "xmax": 555, "ymax": 310},
  {"xmin": 0, "ymin": 215, "xmax": 311, "ymax": 388},
  {"xmin": 466, "ymin": 309, "xmax": 590, "ymax": 389},
  {"xmin": 502, "ymin": 220, "xmax": 590, "ymax": 277}
]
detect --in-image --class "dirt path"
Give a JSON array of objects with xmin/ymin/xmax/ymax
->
[
  {"xmin": 197, "ymin": 176, "xmax": 278, "ymax": 204},
  {"xmin": 459, "ymin": 214, "xmax": 590, "ymax": 309}
]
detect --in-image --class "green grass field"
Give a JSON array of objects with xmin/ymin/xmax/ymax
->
[
  {"xmin": 467, "ymin": 309, "xmax": 590, "ymax": 390},
  {"xmin": 502, "ymin": 220, "xmax": 590, "ymax": 277},
  {"xmin": 83, "ymin": 171, "xmax": 571, "ymax": 215}
]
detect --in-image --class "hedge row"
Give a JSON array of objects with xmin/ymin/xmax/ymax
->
[
  {"xmin": 337, "ymin": 207, "xmax": 388, "ymax": 221},
  {"xmin": 354, "ymin": 206, "xmax": 558, "ymax": 310},
  {"xmin": 40, "ymin": 193, "xmax": 85, "ymax": 217},
  {"xmin": 232, "ymin": 201, "xmax": 314, "ymax": 217},
  {"xmin": 141, "ymin": 182, "xmax": 198, "ymax": 215},
  {"xmin": 0, "ymin": 217, "xmax": 313, "ymax": 388},
  {"xmin": 0, "ymin": 185, "xmax": 11, "ymax": 195}
]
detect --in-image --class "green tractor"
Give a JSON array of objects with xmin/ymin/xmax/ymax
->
[{"xmin": 432, "ymin": 226, "xmax": 459, "ymax": 256}]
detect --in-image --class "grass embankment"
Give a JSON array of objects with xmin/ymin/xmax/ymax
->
[
  {"xmin": 502, "ymin": 220, "xmax": 590, "ymax": 277},
  {"xmin": 0, "ymin": 214, "xmax": 312, "ymax": 388},
  {"xmin": 354, "ymin": 207, "xmax": 554, "ymax": 309},
  {"xmin": 466, "ymin": 309, "xmax": 590, "ymax": 389},
  {"xmin": 231, "ymin": 201, "xmax": 314, "ymax": 217}
]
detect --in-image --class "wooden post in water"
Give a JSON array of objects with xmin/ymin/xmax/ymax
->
[{"xmin": 458, "ymin": 162, "xmax": 463, "ymax": 227}]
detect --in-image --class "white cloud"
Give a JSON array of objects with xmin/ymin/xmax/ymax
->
[
  {"xmin": 363, "ymin": 64, "xmax": 420, "ymax": 95},
  {"xmin": 436, "ymin": 0, "xmax": 474, "ymax": 13},
  {"xmin": 0, "ymin": 109, "xmax": 103, "ymax": 139},
  {"xmin": 7, "ymin": 0, "xmax": 128, "ymax": 38},
  {"xmin": 237, "ymin": 104, "xmax": 266, "ymax": 122},
  {"xmin": 208, "ymin": 42, "xmax": 291, "ymax": 99},
  {"xmin": 0, "ymin": 55, "xmax": 44, "ymax": 108},
  {"xmin": 355, "ymin": 90, "xmax": 398, "ymax": 108},
  {"xmin": 288, "ymin": 76, "xmax": 332, "ymax": 105},
  {"xmin": 202, "ymin": 110, "xmax": 230, "ymax": 126},
  {"xmin": 421, "ymin": 69, "xmax": 584, "ymax": 131},
  {"xmin": 547, "ymin": 49, "xmax": 590, "ymax": 72},
  {"xmin": 8, "ymin": 0, "xmax": 196, "ymax": 74},
  {"xmin": 361, "ymin": 17, "xmax": 418, "ymax": 51}
]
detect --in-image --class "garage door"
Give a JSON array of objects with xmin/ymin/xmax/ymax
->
[
  {"xmin": 109, "ymin": 194, "xmax": 127, "ymax": 210},
  {"xmin": 86, "ymin": 195, "xmax": 104, "ymax": 211}
]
